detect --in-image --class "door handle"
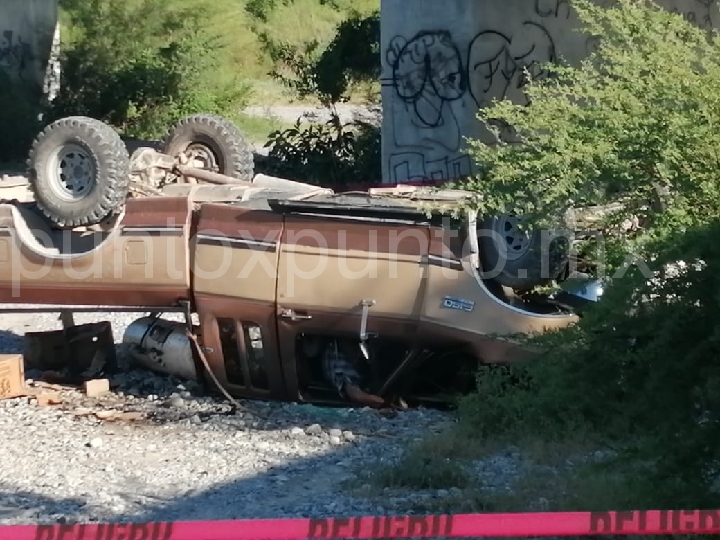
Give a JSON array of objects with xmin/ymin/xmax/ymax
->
[{"xmin": 280, "ymin": 309, "xmax": 313, "ymax": 321}]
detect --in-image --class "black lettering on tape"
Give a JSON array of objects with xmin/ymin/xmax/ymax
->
[
  {"xmin": 34, "ymin": 525, "xmax": 56, "ymax": 540},
  {"xmin": 129, "ymin": 523, "xmax": 149, "ymax": 540},
  {"xmin": 430, "ymin": 516, "xmax": 441, "ymax": 536},
  {"xmin": 615, "ymin": 511, "xmax": 635, "ymax": 532},
  {"xmin": 351, "ymin": 517, "xmax": 361, "ymax": 537},
  {"xmin": 371, "ymin": 516, "xmax": 383, "ymax": 538},
  {"xmin": 699, "ymin": 510, "xmax": 720, "ymax": 530},
  {"xmin": 113, "ymin": 524, "xmax": 130, "ymax": 540},
  {"xmin": 659, "ymin": 510, "xmax": 671, "ymax": 531},
  {"xmin": 98, "ymin": 524, "xmax": 115, "ymax": 540},
  {"xmin": 34, "ymin": 524, "xmax": 87, "ymax": 540},
  {"xmin": 682, "ymin": 510, "xmax": 698, "ymax": 531},
  {"xmin": 383, "ymin": 515, "xmax": 392, "ymax": 537},
  {"xmin": 308, "ymin": 519, "xmax": 329, "ymax": 538},
  {"xmin": 330, "ymin": 518, "xmax": 350, "ymax": 538},
  {"xmin": 157, "ymin": 522, "xmax": 173, "ymax": 540},
  {"xmin": 407, "ymin": 516, "xmax": 428, "ymax": 537},
  {"xmin": 391, "ymin": 517, "xmax": 407, "ymax": 537},
  {"xmin": 429, "ymin": 515, "xmax": 453, "ymax": 536},
  {"xmin": 32, "ymin": 521, "xmax": 172, "ymax": 540},
  {"xmin": 590, "ymin": 511, "xmax": 612, "ymax": 533}
]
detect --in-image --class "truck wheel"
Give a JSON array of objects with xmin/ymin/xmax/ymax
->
[
  {"xmin": 160, "ymin": 114, "xmax": 254, "ymax": 181},
  {"xmin": 478, "ymin": 214, "xmax": 570, "ymax": 290},
  {"xmin": 27, "ymin": 116, "xmax": 130, "ymax": 229}
]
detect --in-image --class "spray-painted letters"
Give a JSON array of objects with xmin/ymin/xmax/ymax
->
[
  {"xmin": 381, "ymin": 0, "xmax": 719, "ymax": 184},
  {"xmin": 384, "ymin": 20, "xmax": 557, "ymax": 183},
  {"xmin": 0, "ymin": 30, "xmax": 33, "ymax": 80}
]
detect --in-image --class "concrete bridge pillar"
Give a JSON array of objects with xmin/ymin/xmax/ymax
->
[
  {"xmin": 379, "ymin": 0, "xmax": 720, "ymax": 184},
  {"xmin": 1, "ymin": 0, "xmax": 60, "ymax": 96}
]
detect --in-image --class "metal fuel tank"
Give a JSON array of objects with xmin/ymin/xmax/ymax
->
[{"xmin": 122, "ymin": 316, "xmax": 198, "ymax": 380}]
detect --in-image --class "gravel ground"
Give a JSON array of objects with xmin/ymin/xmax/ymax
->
[{"xmin": 0, "ymin": 308, "xmax": 530, "ymax": 526}]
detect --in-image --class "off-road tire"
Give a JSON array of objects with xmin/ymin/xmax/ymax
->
[
  {"xmin": 479, "ymin": 215, "xmax": 570, "ymax": 290},
  {"xmin": 160, "ymin": 114, "xmax": 254, "ymax": 181},
  {"xmin": 27, "ymin": 116, "xmax": 130, "ymax": 229}
]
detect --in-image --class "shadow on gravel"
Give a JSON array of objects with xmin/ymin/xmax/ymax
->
[
  {"xmin": 0, "ymin": 486, "xmax": 91, "ymax": 523},
  {"xmin": 0, "ymin": 428, "xmax": 415, "ymax": 523},
  {"xmin": 0, "ymin": 399, "xmax": 449, "ymax": 523},
  {"xmin": 0, "ymin": 329, "xmax": 26, "ymax": 355}
]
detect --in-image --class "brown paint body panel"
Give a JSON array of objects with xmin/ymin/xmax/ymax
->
[
  {"xmin": 195, "ymin": 294, "xmax": 286, "ymax": 400},
  {"xmin": 0, "ymin": 198, "xmax": 193, "ymax": 306},
  {"xmin": 0, "ymin": 193, "xmax": 581, "ymax": 403}
]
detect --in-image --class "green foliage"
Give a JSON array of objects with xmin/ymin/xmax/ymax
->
[
  {"xmin": 462, "ymin": 222, "xmax": 720, "ymax": 507},
  {"xmin": 260, "ymin": 11, "xmax": 379, "ymax": 105},
  {"xmin": 246, "ymin": 0, "xmax": 345, "ymax": 22},
  {"xmin": 457, "ymin": 0, "xmax": 720, "ymax": 508},
  {"xmin": 363, "ymin": 438, "xmax": 472, "ymax": 491},
  {"xmin": 463, "ymin": 0, "xmax": 720, "ymax": 273},
  {"xmin": 0, "ymin": 73, "xmax": 46, "ymax": 163},
  {"xmin": 259, "ymin": 10, "xmax": 381, "ymax": 185},
  {"xmin": 312, "ymin": 13, "xmax": 381, "ymax": 103},
  {"xmin": 53, "ymin": 0, "xmax": 251, "ymax": 139},
  {"xmin": 246, "ymin": 0, "xmax": 285, "ymax": 22},
  {"xmin": 241, "ymin": 0, "xmax": 378, "ymax": 104},
  {"xmin": 263, "ymin": 117, "xmax": 380, "ymax": 185}
]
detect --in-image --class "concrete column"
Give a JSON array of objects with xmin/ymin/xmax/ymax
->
[
  {"xmin": 380, "ymin": 0, "xmax": 720, "ymax": 184},
  {"xmin": 0, "ymin": 0, "xmax": 60, "ymax": 91}
]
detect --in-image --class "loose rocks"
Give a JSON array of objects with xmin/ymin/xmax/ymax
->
[{"xmin": 0, "ymin": 307, "xmax": 460, "ymax": 525}]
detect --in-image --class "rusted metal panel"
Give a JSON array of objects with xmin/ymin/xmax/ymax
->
[{"xmin": 23, "ymin": 321, "xmax": 116, "ymax": 374}]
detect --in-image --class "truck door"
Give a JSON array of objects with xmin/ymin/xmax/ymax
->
[
  {"xmin": 192, "ymin": 203, "xmax": 287, "ymax": 400},
  {"xmin": 275, "ymin": 214, "xmax": 430, "ymax": 397}
]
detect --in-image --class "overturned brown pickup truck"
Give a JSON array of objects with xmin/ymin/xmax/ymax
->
[{"xmin": 0, "ymin": 114, "xmax": 601, "ymax": 406}]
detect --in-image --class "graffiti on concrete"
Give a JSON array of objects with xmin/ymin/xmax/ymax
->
[
  {"xmin": 0, "ymin": 30, "xmax": 33, "ymax": 80},
  {"xmin": 668, "ymin": 0, "xmax": 715, "ymax": 30},
  {"xmin": 535, "ymin": 0, "xmax": 572, "ymax": 19},
  {"xmin": 467, "ymin": 21, "xmax": 556, "ymax": 108},
  {"xmin": 388, "ymin": 152, "xmax": 473, "ymax": 183},
  {"xmin": 382, "ymin": 0, "xmax": 720, "ymax": 184},
  {"xmin": 387, "ymin": 31, "xmax": 467, "ymax": 129},
  {"xmin": 385, "ymin": 31, "xmax": 467, "ymax": 154},
  {"xmin": 383, "ymin": 20, "xmax": 558, "ymax": 183},
  {"xmin": 384, "ymin": 30, "xmax": 472, "ymax": 183}
]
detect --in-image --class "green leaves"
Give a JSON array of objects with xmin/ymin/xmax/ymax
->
[
  {"xmin": 54, "ymin": 0, "xmax": 251, "ymax": 139},
  {"xmin": 459, "ymin": 0, "xmax": 720, "ymax": 508},
  {"xmin": 463, "ymin": 0, "xmax": 720, "ymax": 272}
]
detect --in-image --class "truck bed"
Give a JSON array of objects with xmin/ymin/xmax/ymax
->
[
  {"xmin": 0, "ymin": 177, "xmax": 473, "ymax": 309},
  {"xmin": 0, "ymin": 196, "xmax": 193, "ymax": 306}
]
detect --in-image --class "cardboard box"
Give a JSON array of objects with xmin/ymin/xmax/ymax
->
[{"xmin": 0, "ymin": 354, "xmax": 25, "ymax": 399}]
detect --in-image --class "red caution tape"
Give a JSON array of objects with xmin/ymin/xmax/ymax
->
[{"xmin": 2, "ymin": 510, "xmax": 720, "ymax": 540}]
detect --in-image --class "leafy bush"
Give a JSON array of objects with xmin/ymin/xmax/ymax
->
[
  {"xmin": 456, "ymin": 0, "xmax": 720, "ymax": 508},
  {"xmin": 259, "ymin": 11, "xmax": 381, "ymax": 185},
  {"xmin": 245, "ymin": 0, "xmax": 284, "ymax": 22},
  {"xmin": 261, "ymin": 11, "xmax": 379, "ymax": 105},
  {"xmin": 53, "ymin": 0, "xmax": 251, "ymax": 140},
  {"xmin": 462, "ymin": 0, "xmax": 720, "ymax": 272},
  {"xmin": 462, "ymin": 223, "xmax": 720, "ymax": 507},
  {"xmin": 262, "ymin": 117, "xmax": 380, "ymax": 185}
]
